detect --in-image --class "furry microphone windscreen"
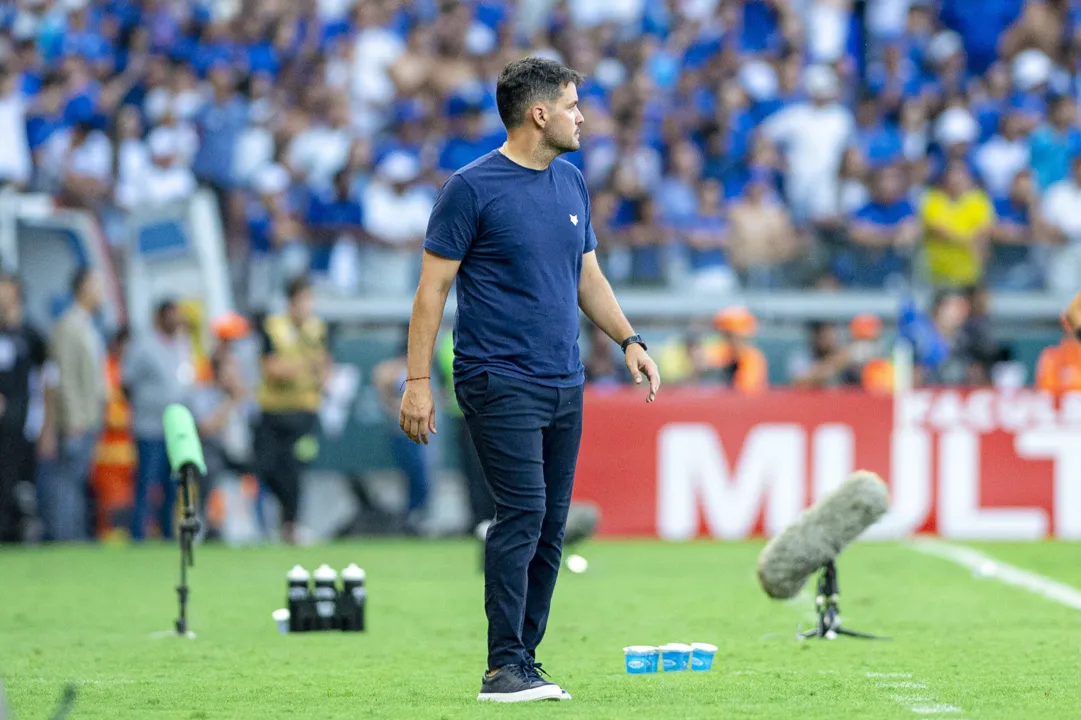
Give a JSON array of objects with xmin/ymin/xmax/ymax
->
[{"xmin": 756, "ymin": 470, "xmax": 889, "ymax": 600}]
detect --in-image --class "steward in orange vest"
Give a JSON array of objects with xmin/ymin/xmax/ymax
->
[{"xmin": 91, "ymin": 330, "xmax": 135, "ymax": 540}]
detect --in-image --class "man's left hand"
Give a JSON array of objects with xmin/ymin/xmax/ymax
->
[{"xmin": 625, "ymin": 345, "xmax": 661, "ymax": 403}]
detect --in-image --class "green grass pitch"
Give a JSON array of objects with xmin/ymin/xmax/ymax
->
[{"xmin": 2, "ymin": 539, "xmax": 1080, "ymax": 719}]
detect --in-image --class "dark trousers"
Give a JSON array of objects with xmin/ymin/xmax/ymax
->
[
  {"xmin": 0, "ymin": 420, "xmax": 33, "ymax": 543},
  {"xmin": 254, "ymin": 411, "xmax": 317, "ymax": 524},
  {"xmin": 131, "ymin": 437, "xmax": 175, "ymax": 541},
  {"xmin": 455, "ymin": 372, "xmax": 584, "ymax": 671}
]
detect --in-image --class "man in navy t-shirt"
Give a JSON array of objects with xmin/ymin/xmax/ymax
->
[{"xmin": 400, "ymin": 57, "xmax": 660, "ymax": 703}]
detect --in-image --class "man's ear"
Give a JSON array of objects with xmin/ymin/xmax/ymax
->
[{"xmin": 531, "ymin": 104, "xmax": 547, "ymax": 128}]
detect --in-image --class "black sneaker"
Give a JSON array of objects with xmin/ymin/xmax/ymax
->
[
  {"xmin": 476, "ymin": 664, "xmax": 565, "ymax": 703},
  {"xmin": 529, "ymin": 662, "xmax": 572, "ymax": 700}
]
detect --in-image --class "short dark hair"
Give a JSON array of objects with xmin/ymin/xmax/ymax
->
[
  {"xmin": 286, "ymin": 276, "xmax": 311, "ymax": 301},
  {"xmin": 155, "ymin": 298, "xmax": 177, "ymax": 320},
  {"xmin": 496, "ymin": 57, "xmax": 583, "ymax": 129},
  {"xmin": 70, "ymin": 266, "xmax": 93, "ymax": 297}
]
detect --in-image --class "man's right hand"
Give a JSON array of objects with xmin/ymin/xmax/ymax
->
[{"xmin": 399, "ymin": 380, "xmax": 437, "ymax": 445}]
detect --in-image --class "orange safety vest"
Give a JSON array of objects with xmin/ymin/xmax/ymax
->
[
  {"xmin": 1036, "ymin": 340, "xmax": 1081, "ymax": 394},
  {"xmin": 704, "ymin": 340, "xmax": 769, "ymax": 394},
  {"xmin": 91, "ymin": 354, "xmax": 135, "ymax": 539},
  {"xmin": 861, "ymin": 358, "xmax": 894, "ymax": 394}
]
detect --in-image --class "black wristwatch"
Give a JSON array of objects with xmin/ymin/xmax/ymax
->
[{"xmin": 620, "ymin": 334, "xmax": 647, "ymax": 353}]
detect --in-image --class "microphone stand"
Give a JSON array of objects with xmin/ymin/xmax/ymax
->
[
  {"xmin": 175, "ymin": 464, "xmax": 201, "ymax": 637},
  {"xmin": 797, "ymin": 561, "xmax": 889, "ymax": 641}
]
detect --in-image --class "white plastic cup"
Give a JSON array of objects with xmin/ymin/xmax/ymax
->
[
  {"xmin": 659, "ymin": 643, "xmax": 692, "ymax": 672},
  {"xmin": 272, "ymin": 608, "xmax": 290, "ymax": 634},
  {"xmin": 690, "ymin": 643, "xmax": 718, "ymax": 671},
  {"xmin": 623, "ymin": 646, "xmax": 660, "ymax": 674}
]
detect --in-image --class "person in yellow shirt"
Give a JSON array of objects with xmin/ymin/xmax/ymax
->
[
  {"xmin": 255, "ymin": 278, "xmax": 329, "ymax": 544},
  {"xmin": 921, "ymin": 161, "xmax": 996, "ymax": 288}
]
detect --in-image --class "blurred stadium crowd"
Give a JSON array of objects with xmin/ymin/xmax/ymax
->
[
  {"xmin": 3, "ymin": 0, "xmax": 1081, "ymax": 545},
  {"xmin": 3, "ymin": 0, "xmax": 1081, "ymax": 297}
]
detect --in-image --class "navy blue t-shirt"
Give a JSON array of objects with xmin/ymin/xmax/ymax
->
[{"xmin": 423, "ymin": 150, "xmax": 598, "ymax": 387}]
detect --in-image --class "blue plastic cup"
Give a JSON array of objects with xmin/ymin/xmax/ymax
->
[
  {"xmin": 660, "ymin": 643, "xmax": 692, "ymax": 672},
  {"xmin": 623, "ymin": 646, "xmax": 660, "ymax": 674},
  {"xmin": 691, "ymin": 643, "xmax": 717, "ymax": 671}
]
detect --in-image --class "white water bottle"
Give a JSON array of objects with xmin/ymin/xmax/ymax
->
[
  {"xmin": 339, "ymin": 564, "xmax": 366, "ymax": 632},
  {"xmin": 312, "ymin": 564, "xmax": 340, "ymax": 630}
]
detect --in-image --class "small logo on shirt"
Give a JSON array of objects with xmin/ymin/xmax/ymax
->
[{"xmin": 569, "ymin": 214, "xmax": 578, "ymax": 226}]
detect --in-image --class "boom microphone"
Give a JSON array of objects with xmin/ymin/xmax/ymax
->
[
  {"xmin": 164, "ymin": 404, "xmax": 207, "ymax": 478},
  {"xmin": 756, "ymin": 470, "xmax": 888, "ymax": 600}
]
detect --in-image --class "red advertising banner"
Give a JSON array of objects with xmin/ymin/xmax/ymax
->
[{"xmin": 573, "ymin": 387, "xmax": 1081, "ymax": 540}]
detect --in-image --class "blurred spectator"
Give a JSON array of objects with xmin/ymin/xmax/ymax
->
[
  {"xmin": 1040, "ymin": 154, "xmax": 1081, "ymax": 291},
  {"xmin": 987, "ymin": 170, "xmax": 1046, "ymax": 290},
  {"xmin": 682, "ymin": 179, "xmax": 738, "ymax": 293},
  {"xmin": 919, "ymin": 290, "xmax": 979, "ymax": 386},
  {"xmin": 656, "ymin": 330, "xmax": 713, "ymax": 385},
  {"xmin": 435, "ymin": 329, "xmax": 491, "ymax": 534},
  {"xmin": 437, "ymin": 101, "xmax": 503, "ymax": 175},
  {"xmin": 0, "ymin": 65, "xmax": 31, "ymax": 189},
  {"xmin": 285, "ymin": 95, "xmax": 355, "ymax": 191},
  {"xmin": 702, "ymin": 307, "xmax": 768, "ymax": 393},
  {"xmin": 839, "ymin": 164, "xmax": 919, "ymax": 288},
  {"xmin": 123, "ymin": 300, "xmax": 196, "ymax": 541},
  {"xmin": 47, "ymin": 268, "xmax": 106, "ymax": 542},
  {"xmin": 625, "ymin": 196, "xmax": 671, "ymax": 287},
  {"xmin": 727, "ymin": 172, "xmax": 806, "ymax": 288},
  {"xmin": 656, "ymin": 140, "xmax": 703, "ymax": 226},
  {"xmin": 191, "ymin": 346, "xmax": 257, "ymax": 540},
  {"xmin": 583, "ymin": 322, "xmax": 627, "ymax": 385},
  {"xmin": 233, "ymin": 94, "xmax": 275, "ymax": 190},
  {"xmin": 761, "ymin": 65, "xmax": 854, "ymax": 224},
  {"xmin": 788, "ymin": 320, "xmax": 852, "ymax": 388},
  {"xmin": 192, "ymin": 63, "xmax": 248, "ymax": 248},
  {"xmin": 1037, "ymin": 315, "xmax": 1081, "ymax": 393},
  {"xmin": 848, "ymin": 314, "xmax": 894, "ymax": 394},
  {"xmin": 246, "ymin": 164, "xmax": 309, "ymax": 311},
  {"xmin": 138, "ymin": 127, "xmax": 198, "ymax": 207},
  {"xmin": 0, "ymin": 274, "xmax": 48, "ymax": 543},
  {"xmin": 1029, "ymin": 94, "xmax": 1081, "ymax": 191},
  {"xmin": 975, "ymin": 110, "xmax": 1031, "ymax": 201},
  {"xmin": 920, "ymin": 161, "xmax": 996, "ymax": 289},
  {"xmin": 90, "ymin": 325, "xmax": 134, "ymax": 541},
  {"xmin": 306, "ymin": 166, "xmax": 365, "ymax": 290},
  {"xmin": 361, "ymin": 151, "xmax": 434, "ymax": 294},
  {"xmin": 254, "ymin": 277, "xmax": 328, "ymax": 545},
  {"xmin": 787, "ymin": 313, "xmax": 891, "ymax": 391},
  {"xmin": 958, "ymin": 285, "xmax": 1007, "ymax": 385},
  {"xmin": 112, "ymin": 105, "xmax": 149, "ymax": 212},
  {"xmin": 372, "ymin": 334, "xmax": 431, "ymax": 535},
  {"xmin": 42, "ymin": 119, "xmax": 113, "ymax": 210}
]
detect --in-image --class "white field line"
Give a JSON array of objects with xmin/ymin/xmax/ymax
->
[
  {"xmin": 865, "ymin": 672, "xmax": 965, "ymax": 718},
  {"xmin": 902, "ymin": 538, "xmax": 1081, "ymax": 718},
  {"xmin": 910, "ymin": 539, "xmax": 1081, "ymax": 611}
]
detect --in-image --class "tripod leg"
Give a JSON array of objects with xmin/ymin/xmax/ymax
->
[{"xmin": 835, "ymin": 627, "xmax": 891, "ymax": 640}]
